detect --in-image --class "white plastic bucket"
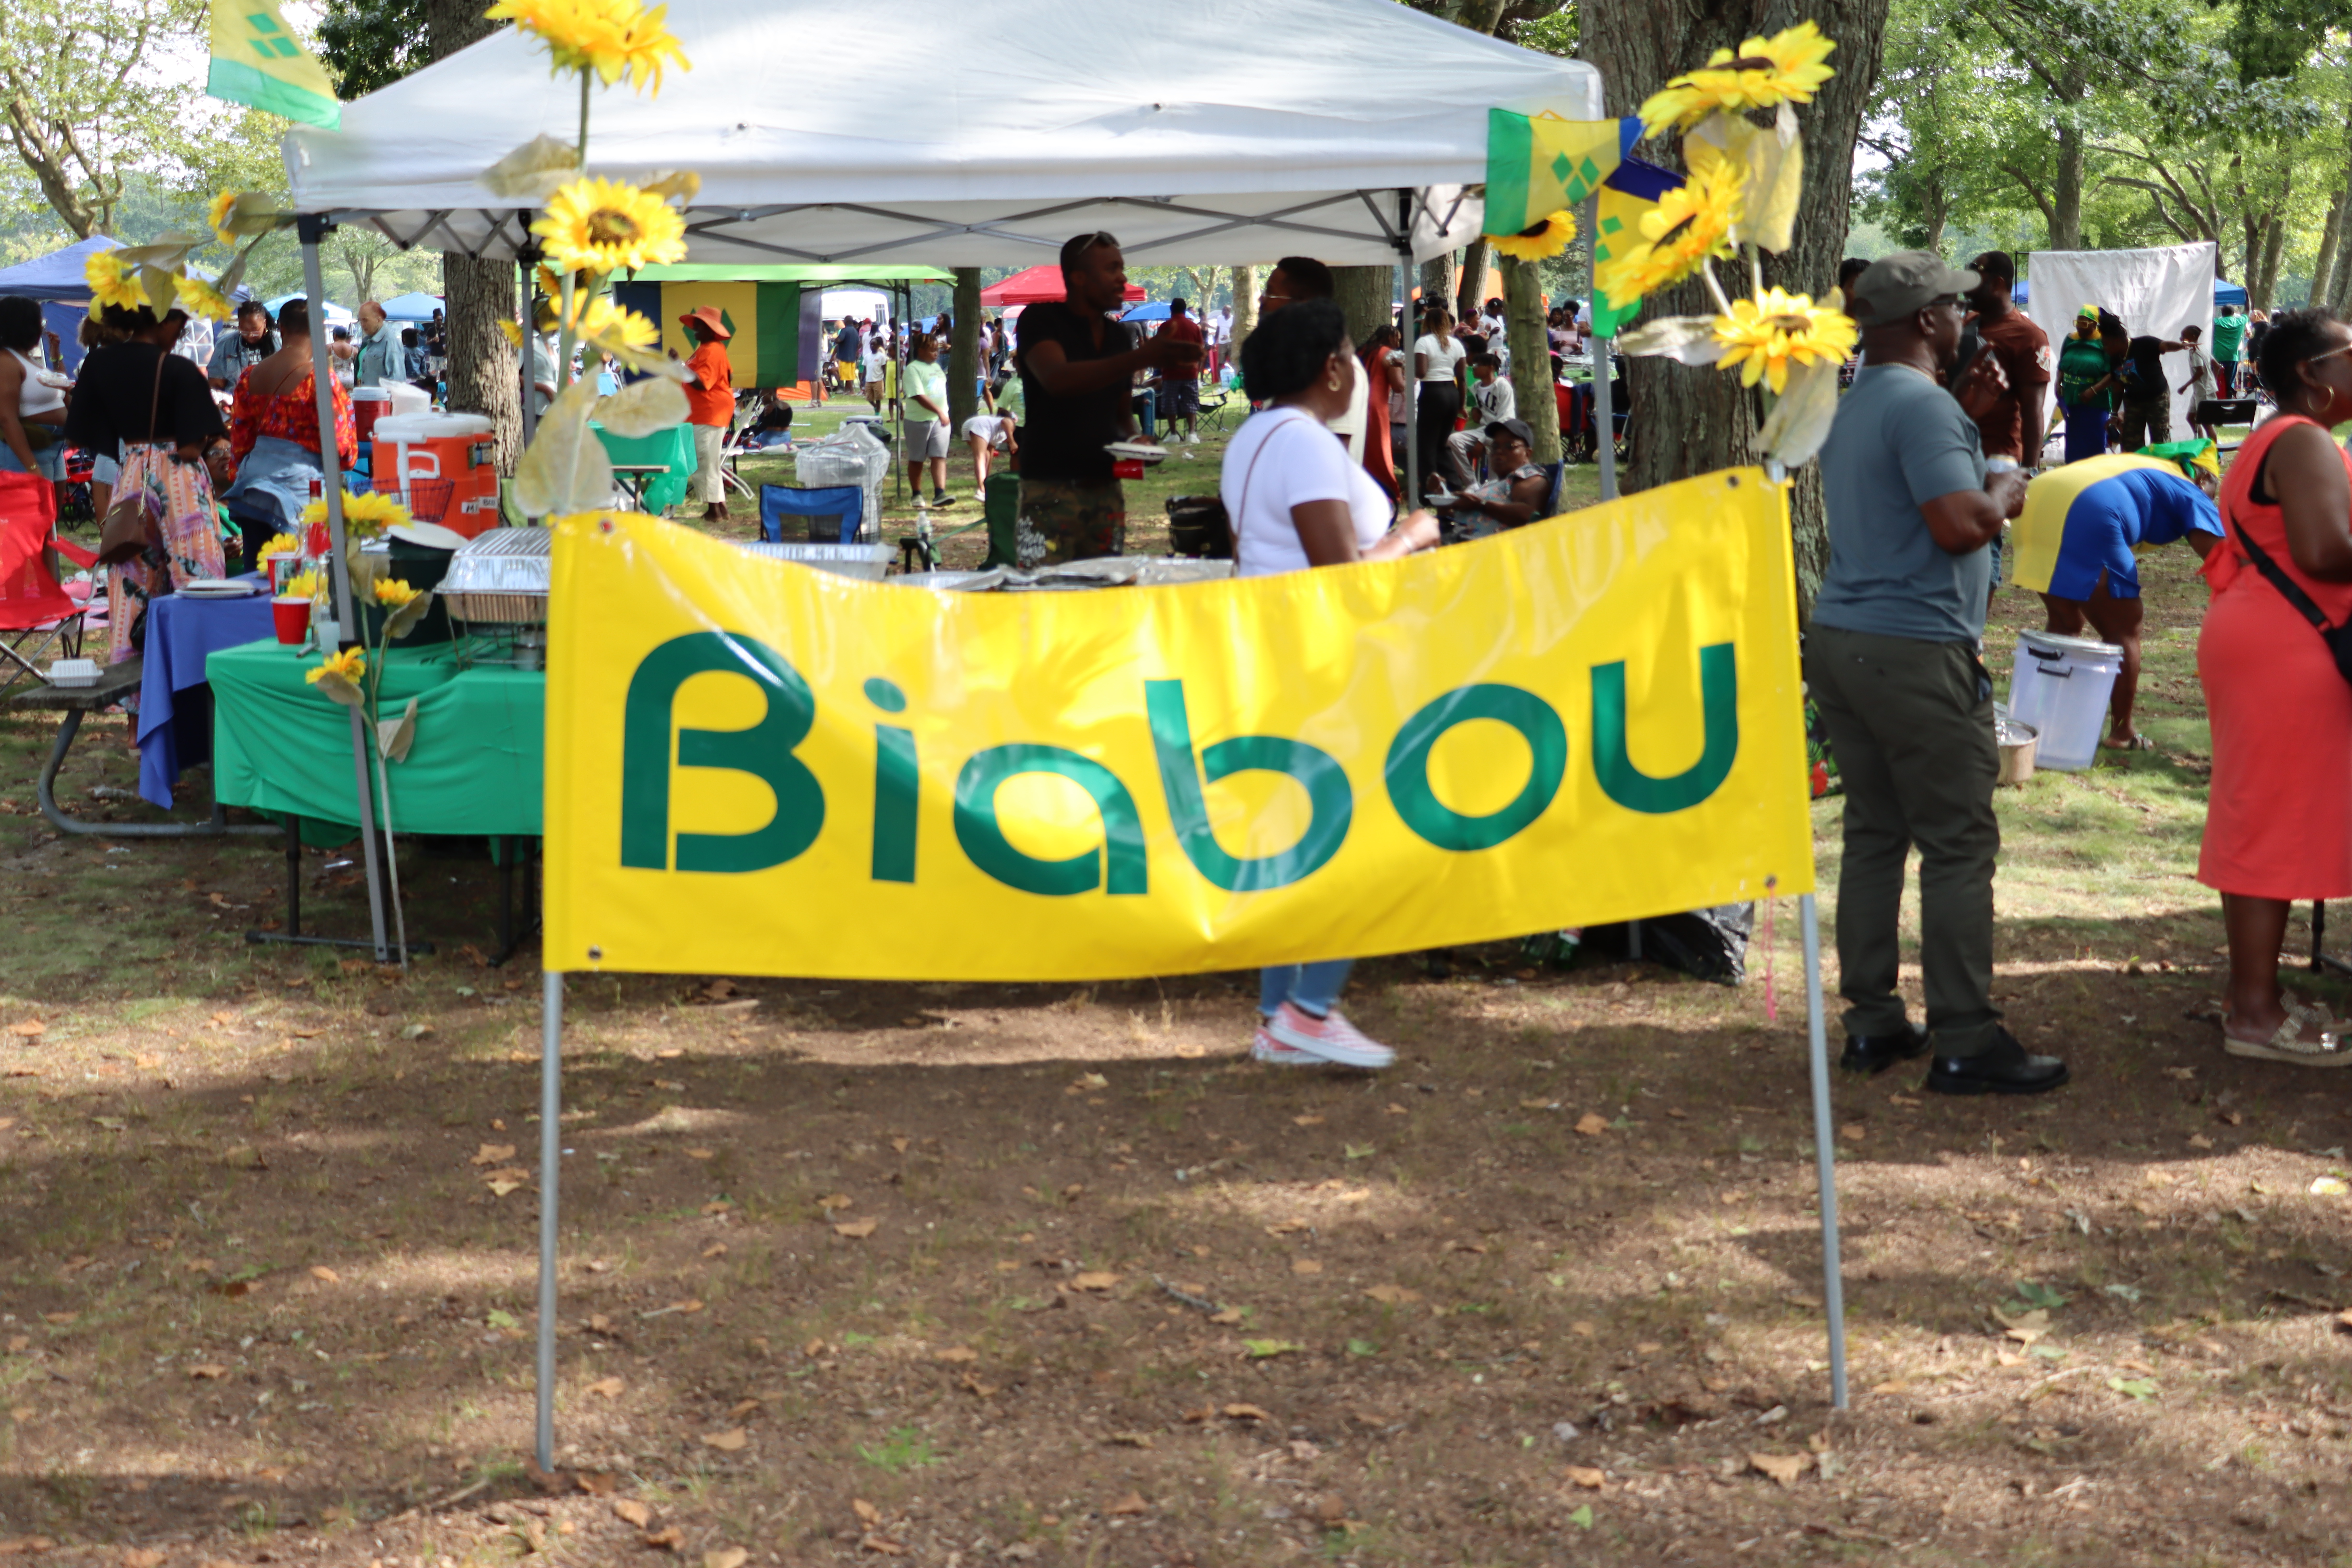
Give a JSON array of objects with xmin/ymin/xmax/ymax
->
[{"xmin": 2006, "ymin": 630, "xmax": 2122, "ymax": 771}]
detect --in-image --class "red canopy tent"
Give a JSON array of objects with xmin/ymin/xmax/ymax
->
[{"xmin": 980, "ymin": 264, "xmax": 1145, "ymax": 307}]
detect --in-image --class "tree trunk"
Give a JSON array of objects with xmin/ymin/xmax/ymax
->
[
  {"xmin": 425, "ymin": 0, "xmax": 520, "ymax": 468},
  {"xmin": 2256, "ymin": 209, "xmax": 2287, "ymax": 309},
  {"xmin": 1332, "ymin": 266, "xmax": 1392, "ymax": 348},
  {"xmin": 1454, "ymin": 238, "xmax": 1490, "ymax": 325},
  {"xmin": 1583, "ymin": 0, "xmax": 1891, "ymax": 619},
  {"xmin": 1420, "ymin": 254, "xmax": 1454, "ymax": 325},
  {"xmin": 948, "ymin": 268, "xmax": 982, "ymax": 428},
  {"xmin": 1228, "ymin": 264, "xmax": 1259, "ymax": 361},
  {"xmin": 2313, "ymin": 191, "xmax": 2346, "ymax": 307},
  {"xmin": 2050, "ymin": 74, "xmax": 2086, "ymax": 251},
  {"xmin": 1500, "ymin": 256, "xmax": 1560, "ymax": 465}
]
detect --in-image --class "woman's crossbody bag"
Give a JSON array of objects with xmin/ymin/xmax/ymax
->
[{"xmin": 2230, "ymin": 521, "xmax": 2352, "ymax": 689}]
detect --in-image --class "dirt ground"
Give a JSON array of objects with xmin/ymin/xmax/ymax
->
[{"xmin": 7, "ymin": 449, "xmax": 2352, "ymax": 1567}]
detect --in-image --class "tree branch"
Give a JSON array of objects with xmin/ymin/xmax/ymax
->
[{"xmin": 2105, "ymin": 177, "xmax": 2198, "ymax": 244}]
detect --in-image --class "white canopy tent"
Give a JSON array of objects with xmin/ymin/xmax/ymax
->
[{"xmin": 282, "ymin": 0, "xmax": 1600, "ymax": 267}]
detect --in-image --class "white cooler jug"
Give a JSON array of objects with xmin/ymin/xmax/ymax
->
[{"xmin": 2006, "ymin": 630, "xmax": 2123, "ymax": 771}]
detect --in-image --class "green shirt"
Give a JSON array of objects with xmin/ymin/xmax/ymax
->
[
  {"xmin": 2210, "ymin": 313, "xmax": 2247, "ymax": 362},
  {"xmin": 2056, "ymin": 337, "xmax": 2112, "ymax": 407}
]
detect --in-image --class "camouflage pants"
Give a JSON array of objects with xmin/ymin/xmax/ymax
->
[{"xmin": 1015, "ymin": 477, "xmax": 1125, "ymax": 569}]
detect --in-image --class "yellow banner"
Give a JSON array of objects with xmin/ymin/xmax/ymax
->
[{"xmin": 543, "ymin": 469, "xmax": 1813, "ymax": 980}]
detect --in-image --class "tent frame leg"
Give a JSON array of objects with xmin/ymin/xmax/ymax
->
[
  {"xmin": 535, "ymin": 969, "xmax": 563, "ymax": 1470},
  {"xmin": 1799, "ymin": 892, "xmax": 1849, "ymax": 1411}
]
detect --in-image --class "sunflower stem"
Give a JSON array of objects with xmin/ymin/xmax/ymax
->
[
  {"xmin": 1700, "ymin": 259, "xmax": 1737, "ymax": 318},
  {"xmin": 1747, "ymin": 245, "xmax": 1763, "ymax": 301},
  {"xmin": 578, "ymin": 69, "xmax": 591, "ymax": 168}
]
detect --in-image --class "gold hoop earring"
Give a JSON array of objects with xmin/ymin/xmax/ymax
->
[{"xmin": 1326, "ymin": 374, "xmax": 1343, "ymax": 390}]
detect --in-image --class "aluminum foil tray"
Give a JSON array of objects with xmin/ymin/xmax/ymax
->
[
  {"xmin": 736, "ymin": 541, "xmax": 893, "ymax": 581},
  {"xmin": 441, "ymin": 528, "xmax": 550, "ymax": 625}
]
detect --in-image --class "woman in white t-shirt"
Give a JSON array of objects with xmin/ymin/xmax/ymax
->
[
  {"xmin": 1412, "ymin": 308, "xmax": 1466, "ymax": 505},
  {"xmin": 1218, "ymin": 300, "xmax": 1439, "ymax": 1069}
]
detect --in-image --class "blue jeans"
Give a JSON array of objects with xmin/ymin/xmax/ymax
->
[
  {"xmin": 1260, "ymin": 961, "xmax": 1354, "ymax": 1020},
  {"xmin": 2061, "ymin": 401, "xmax": 2109, "ymax": 464}
]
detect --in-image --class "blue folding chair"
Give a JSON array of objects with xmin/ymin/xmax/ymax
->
[{"xmin": 760, "ymin": 483, "xmax": 865, "ymax": 544}]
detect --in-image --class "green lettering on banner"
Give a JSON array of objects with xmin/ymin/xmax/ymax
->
[
  {"xmin": 866, "ymin": 678, "xmax": 916, "ymax": 883},
  {"xmin": 619, "ymin": 632, "xmax": 825, "ymax": 873},
  {"xmin": 1145, "ymin": 680, "xmax": 1353, "ymax": 893},
  {"xmin": 1590, "ymin": 643, "xmax": 1739, "ymax": 814},
  {"xmin": 954, "ymin": 745, "xmax": 1148, "ymax": 897},
  {"xmin": 1385, "ymin": 685, "xmax": 1567, "ymax": 851}
]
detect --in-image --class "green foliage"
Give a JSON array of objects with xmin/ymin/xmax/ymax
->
[{"xmin": 315, "ymin": 0, "xmax": 434, "ymax": 98}]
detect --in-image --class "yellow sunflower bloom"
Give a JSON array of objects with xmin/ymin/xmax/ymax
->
[
  {"xmin": 176, "ymin": 274, "xmax": 234, "ymax": 323},
  {"xmin": 372, "ymin": 578, "xmax": 421, "ymax": 608},
  {"xmin": 305, "ymin": 646, "xmax": 367, "ymax": 686},
  {"xmin": 85, "ymin": 251, "xmax": 146, "ymax": 313},
  {"xmin": 1711, "ymin": 287, "xmax": 1858, "ymax": 395},
  {"xmin": 1594, "ymin": 164, "xmax": 1743, "ymax": 304},
  {"xmin": 299, "ymin": 489, "xmax": 413, "ymax": 538},
  {"xmin": 531, "ymin": 177, "xmax": 688, "ymax": 274},
  {"xmin": 206, "ymin": 190, "xmax": 240, "ymax": 246},
  {"xmin": 488, "ymin": 0, "xmax": 690, "ymax": 93},
  {"xmin": 283, "ymin": 569, "xmax": 322, "ymax": 601},
  {"xmin": 1487, "ymin": 210, "xmax": 1578, "ymax": 263},
  {"xmin": 1638, "ymin": 21, "xmax": 1837, "ymax": 136},
  {"xmin": 258, "ymin": 533, "xmax": 301, "ymax": 560},
  {"xmin": 498, "ymin": 318, "xmax": 528, "ymax": 349}
]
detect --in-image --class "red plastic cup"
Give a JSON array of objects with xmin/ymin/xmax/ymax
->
[
  {"xmin": 1113, "ymin": 457, "xmax": 1147, "ymax": 480},
  {"xmin": 271, "ymin": 596, "xmax": 311, "ymax": 645}
]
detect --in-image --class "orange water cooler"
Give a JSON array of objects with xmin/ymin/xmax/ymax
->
[{"xmin": 373, "ymin": 412, "xmax": 500, "ymax": 536}]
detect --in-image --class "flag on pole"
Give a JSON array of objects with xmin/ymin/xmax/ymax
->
[
  {"xmin": 1483, "ymin": 112, "xmax": 1636, "ymax": 238},
  {"xmin": 207, "ymin": 0, "xmax": 340, "ymax": 129},
  {"xmin": 609, "ymin": 280, "xmax": 817, "ymax": 389}
]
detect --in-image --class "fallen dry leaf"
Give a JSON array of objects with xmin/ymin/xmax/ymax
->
[
  {"xmin": 1208, "ymin": 1308, "xmax": 1245, "ymax": 1325},
  {"xmin": 7, "ymin": 1021, "xmax": 44, "ymax": 1038},
  {"xmin": 471, "ymin": 1143, "xmax": 517, "ymax": 1166},
  {"xmin": 188, "ymin": 1365, "xmax": 226, "ymax": 1380},
  {"xmin": 705, "ymin": 1551, "xmax": 749, "ymax": 1568},
  {"xmin": 575, "ymin": 1471, "xmax": 617, "ymax": 1495},
  {"xmin": 123, "ymin": 1550, "xmax": 166, "ymax": 1568},
  {"xmin": 685, "ymin": 1147, "xmax": 715, "ymax": 1160},
  {"xmin": 1072, "ymin": 1271, "xmax": 1120, "ymax": 1291},
  {"xmin": 1574, "ymin": 1112, "xmax": 1610, "ymax": 1137},
  {"xmin": 1565, "ymin": 1466, "xmax": 1606, "ymax": 1490},
  {"xmin": 935, "ymin": 1346, "xmax": 979, "ymax": 1364},
  {"xmin": 1363, "ymin": 1284, "xmax": 1421, "ymax": 1305},
  {"xmin": 852, "ymin": 1499, "xmax": 882, "ymax": 1525},
  {"xmin": 1291, "ymin": 1258, "xmax": 1323, "ymax": 1276},
  {"xmin": 701, "ymin": 1427, "xmax": 748, "ymax": 1452},
  {"xmin": 1750, "ymin": 1451, "xmax": 1810, "ymax": 1487},
  {"xmin": 486, "ymin": 1180, "xmax": 525, "ymax": 1198},
  {"xmin": 833, "ymin": 1219, "xmax": 879, "ymax": 1239},
  {"xmin": 817, "ymin": 1193, "xmax": 853, "ymax": 1211},
  {"xmin": 643, "ymin": 1527, "xmax": 685, "ymax": 1550},
  {"xmin": 310, "ymin": 1265, "xmax": 339, "ymax": 1284},
  {"xmin": 1110, "ymin": 1431, "xmax": 1155, "ymax": 1448},
  {"xmin": 1223, "ymin": 1402, "xmax": 1271, "ymax": 1422},
  {"xmin": 858, "ymin": 1535, "xmax": 907, "ymax": 1557},
  {"xmin": 587, "ymin": 1376, "xmax": 624, "ymax": 1398},
  {"xmin": 702, "ymin": 1243, "xmax": 728, "ymax": 1259},
  {"xmin": 1106, "ymin": 1491, "xmax": 1148, "ymax": 1516},
  {"xmin": 1292, "ymin": 1114, "xmax": 1325, "ymax": 1127},
  {"xmin": 612, "ymin": 1498, "xmax": 652, "ymax": 1527}
]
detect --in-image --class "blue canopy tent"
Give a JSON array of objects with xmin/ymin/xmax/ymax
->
[
  {"xmin": 379, "ymin": 291, "xmax": 443, "ymax": 322},
  {"xmin": 2014, "ymin": 276, "xmax": 2248, "ymax": 308},
  {"xmin": 264, "ymin": 293, "xmax": 356, "ymax": 329},
  {"xmin": 1121, "ymin": 300, "xmax": 1173, "ymax": 322},
  {"xmin": 0, "ymin": 235, "xmax": 249, "ymax": 372}
]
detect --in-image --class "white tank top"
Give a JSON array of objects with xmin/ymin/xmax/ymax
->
[{"xmin": 10, "ymin": 349, "xmax": 63, "ymax": 418}]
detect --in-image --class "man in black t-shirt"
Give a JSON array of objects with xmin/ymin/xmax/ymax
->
[
  {"xmin": 1014, "ymin": 231, "xmax": 1203, "ymax": 565},
  {"xmin": 2109, "ymin": 330, "xmax": 2186, "ymax": 451}
]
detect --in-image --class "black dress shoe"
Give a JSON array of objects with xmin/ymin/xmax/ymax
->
[
  {"xmin": 1924, "ymin": 1029, "xmax": 2069, "ymax": 1096},
  {"xmin": 1840, "ymin": 1023, "xmax": 1930, "ymax": 1075}
]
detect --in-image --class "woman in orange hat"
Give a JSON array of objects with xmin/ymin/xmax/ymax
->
[{"xmin": 680, "ymin": 305, "xmax": 734, "ymax": 524}]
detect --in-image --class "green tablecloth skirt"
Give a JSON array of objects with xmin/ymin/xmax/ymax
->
[
  {"xmin": 210, "ymin": 639, "xmax": 544, "ymax": 841},
  {"xmin": 591, "ymin": 422, "xmax": 695, "ymax": 513}
]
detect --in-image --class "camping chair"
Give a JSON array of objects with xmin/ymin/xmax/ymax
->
[
  {"xmin": 1198, "ymin": 387, "xmax": 1238, "ymax": 433},
  {"xmin": 0, "ymin": 472, "xmax": 81, "ymax": 699},
  {"xmin": 760, "ymin": 483, "xmax": 866, "ymax": 544}
]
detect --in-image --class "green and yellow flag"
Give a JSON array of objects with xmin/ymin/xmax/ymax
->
[
  {"xmin": 207, "ymin": 0, "xmax": 340, "ymax": 129},
  {"xmin": 609, "ymin": 281, "xmax": 817, "ymax": 390},
  {"xmin": 1483, "ymin": 112, "xmax": 1628, "ymax": 238},
  {"xmin": 1590, "ymin": 184, "xmax": 1657, "ymax": 337}
]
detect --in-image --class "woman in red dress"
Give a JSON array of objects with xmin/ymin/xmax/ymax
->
[{"xmin": 2199, "ymin": 309, "xmax": 2352, "ymax": 1064}]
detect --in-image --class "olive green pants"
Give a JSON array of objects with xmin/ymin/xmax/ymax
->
[{"xmin": 1805, "ymin": 624, "xmax": 2004, "ymax": 1057}]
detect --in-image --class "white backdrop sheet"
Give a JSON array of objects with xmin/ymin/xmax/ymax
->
[{"xmin": 2026, "ymin": 243, "xmax": 2216, "ymax": 447}]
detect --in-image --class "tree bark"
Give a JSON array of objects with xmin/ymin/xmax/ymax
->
[
  {"xmin": 1332, "ymin": 266, "xmax": 1392, "ymax": 348},
  {"xmin": 948, "ymin": 267, "xmax": 982, "ymax": 428},
  {"xmin": 2256, "ymin": 205, "xmax": 2287, "ymax": 308},
  {"xmin": 1420, "ymin": 254, "xmax": 1454, "ymax": 325},
  {"xmin": 1582, "ymin": 0, "xmax": 1890, "ymax": 619},
  {"xmin": 425, "ymin": 0, "xmax": 521, "ymax": 469},
  {"xmin": 2310, "ymin": 191, "xmax": 2343, "ymax": 308},
  {"xmin": 1454, "ymin": 238, "xmax": 1491, "ymax": 324},
  {"xmin": 2050, "ymin": 68, "xmax": 2086, "ymax": 250},
  {"xmin": 1228, "ymin": 264, "xmax": 1259, "ymax": 362},
  {"xmin": 1500, "ymin": 256, "xmax": 1560, "ymax": 465}
]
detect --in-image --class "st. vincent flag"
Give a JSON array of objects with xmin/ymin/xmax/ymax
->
[
  {"xmin": 207, "ymin": 0, "xmax": 339, "ymax": 129},
  {"xmin": 1483, "ymin": 114, "xmax": 1636, "ymax": 236},
  {"xmin": 610, "ymin": 281, "xmax": 821, "ymax": 391},
  {"xmin": 1591, "ymin": 156, "xmax": 1685, "ymax": 337}
]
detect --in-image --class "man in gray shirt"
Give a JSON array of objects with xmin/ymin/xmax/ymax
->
[{"xmin": 1810, "ymin": 251, "xmax": 2067, "ymax": 1096}]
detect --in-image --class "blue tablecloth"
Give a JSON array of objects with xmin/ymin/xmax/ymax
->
[{"xmin": 137, "ymin": 583, "xmax": 275, "ymax": 807}]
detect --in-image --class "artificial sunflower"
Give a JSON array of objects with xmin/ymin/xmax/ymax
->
[
  {"xmin": 282, "ymin": 569, "xmax": 322, "ymax": 601},
  {"xmin": 372, "ymin": 578, "xmax": 421, "ymax": 608},
  {"xmin": 258, "ymin": 533, "xmax": 301, "ymax": 560},
  {"xmin": 206, "ymin": 190, "xmax": 240, "ymax": 246},
  {"xmin": 84, "ymin": 251, "xmax": 146, "ymax": 313},
  {"xmin": 176, "ymin": 274, "xmax": 234, "ymax": 323},
  {"xmin": 1710, "ymin": 287, "xmax": 1857, "ymax": 394},
  {"xmin": 1594, "ymin": 164, "xmax": 1743, "ymax": 304},
  {"xmin": 306, "ymin": 646, "xmax": 367, "ymax": 686},
  {"xmin": 1487, "ymin": 210, "xmax": 1578, "ymax": 263},
  {"xmin": 300, "ymin": 488, "xmax": 413, "ymax": 538},
  {"xmin": 1638, "ymin": 20, "xmax": 1838, "ymax": 136},
  {"xmin": 488, "ymin": 0, "xmax": 689, "ymax": 93},
  {"xmin": 531, "ymin": 176, "xmax": 687, "ymax": 274}
]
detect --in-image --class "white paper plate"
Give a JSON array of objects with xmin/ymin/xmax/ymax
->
[
  {"xmin": 178, "ymin": 580, "xmax": 262, "ymax": 597},
  {"xmin": 1104, "ymin": 441, "xmax": 1170, "ymax": 463}
]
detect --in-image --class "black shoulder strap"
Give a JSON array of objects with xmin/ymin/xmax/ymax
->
[{"xmin": 2230, "ymin": 512, "xmax": 2334, "ymax": 633}]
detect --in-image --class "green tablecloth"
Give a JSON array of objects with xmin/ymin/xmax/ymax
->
[
  {"xmin": 591, "ymin": 422, "xmax": 695, "ymax": 513},
  {"xmin": 210, "ymin": 639, "xmax": 544, "ymax": 840}
]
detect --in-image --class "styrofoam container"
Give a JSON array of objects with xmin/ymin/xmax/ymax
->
[
  {"xmin": 2007, "ymin": 630, "xmax": 2122, "ymax": 771},
  {"xmin": 46, "ymin": 658, "xmax": 97, "ymax": 688}
]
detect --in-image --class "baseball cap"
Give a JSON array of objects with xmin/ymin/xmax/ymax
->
[
  {"xmin": 1851, "ymin": 251, "xmax": 1979, "ymax": 327},
  {"xmin": 1486, "ymin": 417, "xmax": 1534, "ymax": 446}
]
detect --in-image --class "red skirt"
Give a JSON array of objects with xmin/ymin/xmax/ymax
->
[{"xmin": 2198, "ymin": 576, "xmax": 2352, "ymax": 899}]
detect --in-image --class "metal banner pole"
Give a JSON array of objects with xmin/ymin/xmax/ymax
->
[
  {"xmin": 535, "ymin": 969, "xmax": 563, "ymax": 1469},
  {"xmin": 297, "ymin": 216, "xmax": 391, "ymax": 963},
  {"xmin": 1800, "ymin": 892, "xmax": 1849, "ymax": 1410},
  {"xmin": 1397, "ymin": 190, "xmax": 1419, "ymax": 508},
  {"xmin": 1587, "ymin": 194, "xmax": 1617, "ymax": 504}
]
